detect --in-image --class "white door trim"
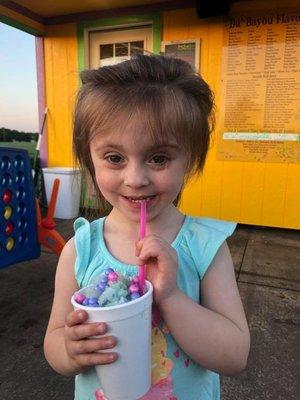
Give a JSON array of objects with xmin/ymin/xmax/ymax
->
[{"xmin": 84, "ymin": 21, "xmax": 153, "ymax": 68}]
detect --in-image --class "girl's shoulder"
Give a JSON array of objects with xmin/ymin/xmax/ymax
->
[
  {"xmin": 73, "ymin": 217, "xmax": 106, "ymax": 286},
  {"xmin": 74, "ymin": 216, "xmax": 103, "ymax": 234},
  {"xmin": 73, "ymin": 216, "xmax": 104, "ymax": 258},
  {"xmin": 183, "ymin": 215, "xmax": 236, "ymax": 237},
  {"xmin": 176, "ymin": 216, "xmax": 237, "ymax": 278}
]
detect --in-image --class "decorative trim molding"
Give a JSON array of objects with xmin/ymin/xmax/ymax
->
[
  {"xmin": 1, "ymin": 1, "xmax": 44, "ymax": 23},
  {"xmin": 35, "ymin": 37, "xmax": 48, "ymax": 166},
  {"xmin": 1, "ymin": 0, "xmax": 195, "ymax": 27},
  {"xmin": 46, "ymin": 1, "xmax": 195, "ymax": 25}
]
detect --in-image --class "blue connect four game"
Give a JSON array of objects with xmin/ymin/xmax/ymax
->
[{"xmin": 0, "ymin": 147, "xmax": 40, "ymax": 269}]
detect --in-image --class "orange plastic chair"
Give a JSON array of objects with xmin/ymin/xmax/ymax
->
[{"xmin": 36, "ymin": 178, "xmax": 66, "ymax": 256}]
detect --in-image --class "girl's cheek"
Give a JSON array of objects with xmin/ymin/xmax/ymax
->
[
  {"xmin": 96, "ymin": 171, "xmax": 119, "ymax": 190},
  {"xmin": 156, "ymin": 174, "xmax": 181, "ymax": 189}
]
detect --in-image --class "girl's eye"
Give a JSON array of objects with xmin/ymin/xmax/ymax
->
[
  {"xmin": 150, "ymin": 155, "xmax": 169, "ymax": 165},
  {"xmin": 105, "ymin": 154, "xmax": 123, "ymax": 164}
]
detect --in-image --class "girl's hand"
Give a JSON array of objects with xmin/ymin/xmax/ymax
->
[
  {"xmin": 64, "ymin": 309, "xmax": 118, "ymax": 374},
  {"xmin": 136, "ymin": 234, "xmax": 179, "ymax": 305}
]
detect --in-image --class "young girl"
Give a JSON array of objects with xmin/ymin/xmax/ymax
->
[{"xmin": 44, "ymin": 54, "xmax": 250, "ymax": 400}]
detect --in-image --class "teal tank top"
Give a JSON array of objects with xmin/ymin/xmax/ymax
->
[{"xmin": 73, "ymin": 215, "xmax": 236, "ymax": 400}]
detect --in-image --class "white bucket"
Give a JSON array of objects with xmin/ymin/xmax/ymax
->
[
  {"xmin": 42, "ymin": 167, "xmax": 81, "ymax": 219},
  {"xmin": 72, "ymin": 281, "xmax": 153, "ymax": 400}
]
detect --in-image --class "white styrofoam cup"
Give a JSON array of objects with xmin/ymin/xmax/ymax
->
[{"xmin": 71, "ymin": 281, "xmax": 153, "ymax": 400}]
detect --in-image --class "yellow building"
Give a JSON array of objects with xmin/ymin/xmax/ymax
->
[{"xmin": 1, "ymin": 0, "xmax": 299, "ymax": 229}]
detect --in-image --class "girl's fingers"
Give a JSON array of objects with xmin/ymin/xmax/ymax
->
[
  {"xmin": 76, "ymin": 351, "xmax": 118, "ymax": 368},
  {"xmin": 136, "ymin": 235, "xmax": 163, "ymax": 251},
  {"xmin": 65, "ymin": 310, "xmax": 89, "ymax": 327},
  {"xmin": 66, "ymin": 321, "xmax": 108, "ymax": 341},
  {"xmin": 138, "ymin": 241, "xmax": 173, "ymax": 264},
  {"xmin": 135, "ymin": 239, "xmax": 140, "ymax": 256},
  {"xmin": 74, "ymin": 336, "xmax": 117, "ymax": 355}
]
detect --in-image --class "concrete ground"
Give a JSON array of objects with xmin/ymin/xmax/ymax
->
[{"xmin": 0, "ymin": 219, "xmax": 298, "ymax": 400}]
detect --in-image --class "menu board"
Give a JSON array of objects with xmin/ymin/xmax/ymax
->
[
  {"xmin": 161, "ymin": 40, "xmax": 200, "ymax": 71},
  {"xmin": 218, "ymin": 11, "xmax": 300, "ymax": 163}
]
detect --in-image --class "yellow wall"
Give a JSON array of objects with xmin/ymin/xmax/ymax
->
[
  {"xmin": 44, "ymin": 23, "xmax": 79, "ymax": 167},
  {"xmin": 43, "ymin": 1, "xmax": 299, "ymax": 229},
  {"xmin": 163, "ymin": 5, "xmax": 300, "ymax": 229}
]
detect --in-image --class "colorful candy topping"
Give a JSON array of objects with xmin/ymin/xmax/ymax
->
[{"xmin": 74, "ymin": 267, "xmax": 142, "ymax": 308}]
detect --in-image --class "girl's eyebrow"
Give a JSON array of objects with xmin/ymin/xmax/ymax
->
[
  {"xmin": 99, "ymin": 143, "xmax": 124, "ymax": 151},
  {"xmin": 98, "ymin": 142, "xmax": 180, "ymax": 151},
  {"xmin": 148, "ymin": 143, "xmax": 180, "ymax": 151}
]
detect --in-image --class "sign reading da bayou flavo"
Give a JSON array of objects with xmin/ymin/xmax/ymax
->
[{"xmin": 218, "ymin": 11, "xmax": 300, "ymax": 163}]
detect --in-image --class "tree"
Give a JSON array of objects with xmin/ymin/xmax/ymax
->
[{"xmin": 0, "ymin": 127, "xmax": 38, "ymax": 142}]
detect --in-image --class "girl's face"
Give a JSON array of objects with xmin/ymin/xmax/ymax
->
[{"xmin": 89, "ymin": 126, "xmax": 187, "ymax": 224}]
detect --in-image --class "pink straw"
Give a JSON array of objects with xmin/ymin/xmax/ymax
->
[{"xmin": 138, "ymin": 201, "xmax": 147, "ymax": 294}]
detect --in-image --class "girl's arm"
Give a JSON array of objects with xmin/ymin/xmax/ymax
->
[
  {"xmin": 44, "ymin": 238, "xmax": 117, "ymax": 376},
  {"xmin": 137, "ymin": 235, "xmax": 250, "ymax": 376},
  {"xmin": 158, "ymin": 241, "xmax": 250, "ymax": 376}
]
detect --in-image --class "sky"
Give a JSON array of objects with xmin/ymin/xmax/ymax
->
[{"xmin": 0, "ymin": 22, "xmax": 38, "ymax": 132}]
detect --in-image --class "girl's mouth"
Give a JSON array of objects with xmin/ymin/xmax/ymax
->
[
  {"xmin": 124, "ymin": 195, "xmax": 156, "ymax": 203},
  {"xmin": 122, "ymin": 195, "xmax": 156, "ymax": 207}
]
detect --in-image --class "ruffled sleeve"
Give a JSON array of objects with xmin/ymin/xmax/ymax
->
[
  {"xmin": 73, "ymin": 217, "xmax": 91, "ymax": 287},
  {"xmin": 183, "ymin": 217, "xmax": 236, "ymax": 280}
]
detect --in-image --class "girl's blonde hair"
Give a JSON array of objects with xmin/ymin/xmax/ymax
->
[{"xmin": 73, "ymin": 54, "xmax": 215, "ymax": 216}]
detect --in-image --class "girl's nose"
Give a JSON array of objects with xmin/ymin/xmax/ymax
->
[{"xmin": 123, "ymin": 164, "xmax": 149, "ymax": 188}]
